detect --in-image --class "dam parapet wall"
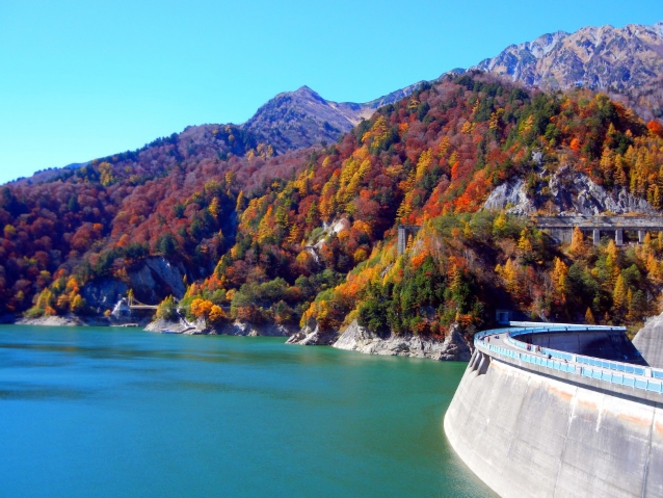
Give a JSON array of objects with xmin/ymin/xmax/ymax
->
[{"xmin": 444, "ymin": 323, "xmax": 663, "ymax": 497}]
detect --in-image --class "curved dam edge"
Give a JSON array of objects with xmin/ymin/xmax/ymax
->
[{"xmin": 444, "ymin": 354, "xmax": 663, "ymax": 498}]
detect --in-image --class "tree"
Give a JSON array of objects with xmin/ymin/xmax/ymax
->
[
  {"xmin": 551, "ymin": 257, "xmax": 568, "ymax": 302},
  {"xmin": 156, "ymin": 296, "xmax": 177, "ymax": 321},
  {"xmin": 570, "ymin": 226, "xmax": 585, "ymax": 255},
  {"xmin": 209, "ymin": 305, "xmax": 226, "ymax": 325},
  {"xmin": 612, "ymin": 274, "xmax": 627, "ymax": 309},
  {"xmin": 190, "ymin": 298, "xmax": 214, "ymax": 325},
  {"xmin": 157, "ymin": 233, "xmax": 178, "ymax": 257}
]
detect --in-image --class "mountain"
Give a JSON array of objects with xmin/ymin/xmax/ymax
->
[
  {"xmin": 6, "ymin": 21, "xmax": 663, "ymax": 336},
  {"xmin": 239, "ymin": 20, "xmax": 663, "ymax": 155},
  {"xmin": 8, "ymin": 73, "xmax": 663, "ymax": 338},
  {"xmin": 243, "ymin": 83, "xmax": 422, "ymax": 153},
  {"xmin": 473, "ymin": 21, "xmax": 663, "ymax": 119},
  {"xmin": 12, "ymin": 83, "xmax": 423, "ymax": 188},
  {"xmin": 184, "ymin": 73, "xmax": 663, "ymax": 336}
]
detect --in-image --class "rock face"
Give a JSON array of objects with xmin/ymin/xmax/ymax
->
[
  {"xmin": 82, "ymin": 257, "xmax": 188, "ymax": 313},
  {"xmin": 243, "ymin": 83, "xmax": 422, "ymax": 153},
  {"xmin": 15, "ymin": 314, "xmax": 111, "ymax": 327},
  {"xmin": 218, "ymin": 321, "xmax": 297, "ymax": 337},
  {"xmin": 483, "ymin": 179, "xmax": 536, "ymax": 215},
  {"xmin": 484, "ymin": 166, "xmax": 656, "ymax": 215},
  {"xmin": 286, "ymin": 319, "xmax": 339, "ymax": 346},
  {"xmin": 144, "ymin": 317, "xmax": 297, "ymax": 337},
  {"xmin": 16, "ymin": 315, "xmax": 85, "ymax": 327},
  {"xmin": 144, "ymin": 318, "xmax": 198, "ymax": 334},
  {"xmin": 632, "ymin": 312, "xmax": 663, "ymax": 368},
  {"xmin": 472, "ymin": 21, "xmax": 663, "ymax": 120},
  {"xmin": 128, "ymin": 257, "xmax": 188, "ymax": 303},
  {"xmin": 474, "ymin": 22, "xmax": 663, "ymax": 92},
  {"xmin": 331, "ymin": 320, "xmax": 472, "ymax": 361}
]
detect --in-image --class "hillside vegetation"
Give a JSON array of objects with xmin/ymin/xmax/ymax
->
[{"xmin": 3, "ymin": 73, "xmax": 663, "ymax": 336}]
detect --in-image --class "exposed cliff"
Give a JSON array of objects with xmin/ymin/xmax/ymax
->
[
  {"xmin": 483, "ymin": 164, "xmax": 656, "ymax": 215},
  {"xmin": 82, "ymin": 257, "xmax": 188, "ymax": 313},
  {"xmin": 145, "ymin": 317, "xmax": 297, "ymax": 337},
  {"xmin": 332, "ymin": 321, "xmax": 472, "ymax": 361},
  {"xmin": 473, "ymin": 21, "xmax": 663, "ymax": 119},
  {"xmin": 286, "ymin": 319, "xmax": 472, "ymax": 361},
  {"xmin": 286, "ymin": 319, "xmax": 339, "ymax": 346},
  {"xmin": 474, "ymin": 22, "xmax": 663, "ymax": 92}
]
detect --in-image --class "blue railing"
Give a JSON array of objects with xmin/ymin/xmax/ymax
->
[{"xmin": 474, "ymin": 323, "xmax": 663, "ymax": 396}]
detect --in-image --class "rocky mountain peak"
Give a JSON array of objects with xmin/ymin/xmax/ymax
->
[
  {"xmin": 241, "ymin": 82, "xmax": 422, "ymax": 153},
  {"xmin": 473, "ymin": 21, "xmax": 663, "ymax": 93}
]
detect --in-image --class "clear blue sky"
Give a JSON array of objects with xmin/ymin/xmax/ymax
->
[{"xmin": 1, "ymin": 0, "xmax": 662, "ymax": 185}]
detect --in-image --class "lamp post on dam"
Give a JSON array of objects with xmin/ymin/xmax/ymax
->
[{"xmin": 534, "ymin": 215, "xmax": 663, "ymax": 246}]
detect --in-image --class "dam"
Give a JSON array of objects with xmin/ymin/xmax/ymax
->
[{"xmin": 444, "ymin": 323, "xmax": 663, "ymax": 498}]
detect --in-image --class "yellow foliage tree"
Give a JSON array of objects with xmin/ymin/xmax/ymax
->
[
  {"xmin": 208, "ymin": 197, "xmax": 220, "ymax": 220},
  {"xmin": 552, "ymin": 257, "xmax": 568, "ymax": 301},
  {"xmin": 517, "ymin": 227, "xmax": 533, "ymax": 253},
  {"xmin": 209, "ymin": 305, "xmax": 226, "ymax": 325},
  {"xmin": 613, "ymin": 274, "xmax": 627, "ymax": 309},
  {"xmin": 570, "ymin": 226, "xmax": 585, "ymax": 255}
]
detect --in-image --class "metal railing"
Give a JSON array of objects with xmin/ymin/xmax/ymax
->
[{"xmin": 474, "ymin": 324, "xmax": 663, "ymax": 396}]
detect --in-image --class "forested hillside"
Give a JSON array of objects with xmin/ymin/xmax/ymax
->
[
  {"xmin": 4, "ymin": 73, "xmax": 663, "ymax": 336},
  {"xmin": 171, "ymin": 73, "xmax": 663, "ymax": 334}
]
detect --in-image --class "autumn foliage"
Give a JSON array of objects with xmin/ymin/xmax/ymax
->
[{"xmin": 4, "ymin": 73, "xmax": 663, "ymax": 335}]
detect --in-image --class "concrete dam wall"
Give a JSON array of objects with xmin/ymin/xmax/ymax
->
[
  {"xmin": 444, "ymin": 324, "xmax": 663, "ymax": 498},
  {"xmin": 634, "ymin": 314, "xmax": 663, "ymax": 369}
]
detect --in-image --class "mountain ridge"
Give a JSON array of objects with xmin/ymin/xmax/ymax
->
[
  {"xmin": 14, "ymin": 19, "xmax": 663, "ymax": 188},
  {"xmin": 472, "ymin": 20, "xmax": 663, "ymax": 119}
]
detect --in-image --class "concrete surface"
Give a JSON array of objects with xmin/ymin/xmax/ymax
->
[{"xmin": 444, "ymin": 326, "xmax": 663, "ymax": 497}]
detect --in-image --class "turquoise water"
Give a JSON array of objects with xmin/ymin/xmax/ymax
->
[{"xmin": 0, "ymin": 326, "xmax": 495, "ymax": 497}]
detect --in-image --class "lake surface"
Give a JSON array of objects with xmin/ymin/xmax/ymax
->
[{"xmin": 0, "ymin": 325, "xmax": 495, "ymax": 497}]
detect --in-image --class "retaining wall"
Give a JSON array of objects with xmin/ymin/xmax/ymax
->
[{"xmin": 444, "ymin": 355, "xmax": 663, "ymax": 497}]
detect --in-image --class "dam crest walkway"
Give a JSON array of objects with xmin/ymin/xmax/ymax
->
[{"xmin": 471, "ymin": 322, "xmax": 663, "ymax": 400}]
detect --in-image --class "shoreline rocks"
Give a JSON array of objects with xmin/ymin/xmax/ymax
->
[
  {"xmin": 144, "ymin": 317, "xmax": 298, "ymax": 337},
  {"xmin": 15, "ymin": 314, "xmax": 112, "ymax": 327},
  {"xmin": 330, "ymin": 320, "xmax": 473, "ymax": 361},
  {"xmin": 9, "ymin": 311, "xmax": 472, "ymax": 363}
]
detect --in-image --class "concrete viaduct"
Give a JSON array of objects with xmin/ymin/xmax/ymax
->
[
  {"xmin": 535, "ymin": 215, "xmax": 663, "ymax": 246},
  {"xmin": 399, "ymin": 216, "xmax": 663, "ymax": 254},
  {"xmin": 444, "ymin": 322, "xmax": 663, "ymax": 497}
]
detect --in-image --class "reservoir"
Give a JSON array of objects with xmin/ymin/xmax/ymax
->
[{"xmin": 0, "ymin": 326, "xmax": 495, "ymax": 497}]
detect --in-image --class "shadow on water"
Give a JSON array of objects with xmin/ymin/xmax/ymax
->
[{"xmin": 0, "ymin": 384, "xmax": 92, "ymax": 401}]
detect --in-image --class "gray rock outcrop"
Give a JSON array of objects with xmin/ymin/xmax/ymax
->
[
  {"xmin": 484, "ymin": 168, "xmax": 656, "ymax": 216},
  {"xmin": 331, "ymin": 320, "xmax": 472, "ymax": 361},
  {"xmin": 632, "ymin": 312, "xmax": 663, "ymax": 368},
  {"xmin": 144, "ymin": 317, "xmax": 297, "ymax": 337},
  {"xmin": 82, "ymin": 257, "xmax": 188, "ymax": 314},
  {"xmin": 219, "ymin": 321, "xmax": 297, "ymax": 337},
  {"xmin": 16, "ymin": 314, "xmax": 85, "ymax": 327},
  {"xmin": 483, "ymin": 179, "xmax": 536, "ymax": 215},
  {"xmin": 15, "ymin": 314, "xmax": 111, "ymax": 327},
  {"xmin": 286, "ymin": 318, "xmax": 339, "ymax": 345},
  {"xmin": 127, "ymin": 257, "xmax": 188, "ymax": 303}
]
